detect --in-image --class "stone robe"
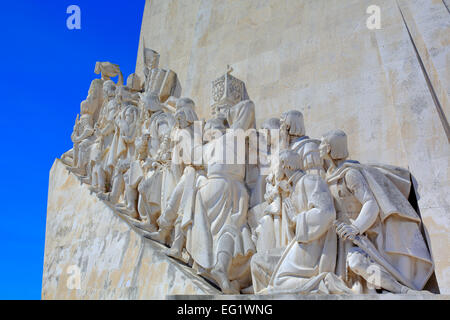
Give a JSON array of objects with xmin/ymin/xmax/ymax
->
[
  {"xmin": 326, "ymin": 161, "xmax": 434, "ymax": 290},
  {"xmin": 266, "ymin": 173, "xmax": 351, "ymax": 294},
  {"xmin": 185, "ymin": 100, "xmax": 257, "ymax": 287}
]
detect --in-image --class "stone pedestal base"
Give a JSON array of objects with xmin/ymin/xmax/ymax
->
[{"xmin": 42, "ymin": 159, "xmax": 220, "ymax": 299}]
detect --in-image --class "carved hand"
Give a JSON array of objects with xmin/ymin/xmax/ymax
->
[
  {"xmin": 283, "ymin": 198, "xmax": 297, "ymax": 221},
  {"xmin": 334, "ymin": 221, "xmax": 360, "ymax": 241}
]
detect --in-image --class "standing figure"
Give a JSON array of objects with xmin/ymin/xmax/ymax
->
[
  {"xmin": 98, "ymin": 159, "xmax": 130, "ymax": 204},
  {"xmin": 184, "ymin": 100, "xmax": 257, "ymax": 294},
  {"xmin": 115, "ymin": 104, "xmax": 140, "ymax": 162},
  {"xmin": 136, "ymin": 111, "xmax": 176, "ymax": 231},
  {"xmin": 151, "ymin": 102, "xmax": 202, "ymax": 259},
  {"xmin": 70, "ymin": 100, "xmax": 96, "ymax": 176}
]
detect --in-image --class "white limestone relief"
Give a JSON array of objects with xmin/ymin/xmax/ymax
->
[{"xmin": 60, "ymin": 52, "xmax": 435, "ymax": 295}]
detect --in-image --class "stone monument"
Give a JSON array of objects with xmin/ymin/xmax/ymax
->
[{"xmin": 43, "ymin": 0, "xmax": 449, "ymax": 299}]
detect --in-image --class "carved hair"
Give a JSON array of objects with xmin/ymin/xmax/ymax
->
[
  {"xmin": 280, "ymin": 110, "xmax": 305, "ymax": 137},
  {"xmin": 279, "ymin": 149, "xmax": 302, "ymax": 171},
  {"xmin": 261, "ymin": 117, "xmax": 280, "ymax": 130},
  {"xmin": 176, "ymin": 97, "xmax": 195, "ymax": 110},
  {"xmin": 175, "ymin": 106, "xmax": 198, "ymax": 125},
  {"xmin": 321, "ymin": 129, "xmax": 349, "ymax": 160}
]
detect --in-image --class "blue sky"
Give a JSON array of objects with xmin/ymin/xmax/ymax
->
[{"xmin": 0, "ymin": 1, "xmax": 144, "ymax": 299}]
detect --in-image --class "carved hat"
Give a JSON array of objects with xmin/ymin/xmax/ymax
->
[{"xmin": 211, "ymin": 66, "xmax": 249, "ymax": 114}]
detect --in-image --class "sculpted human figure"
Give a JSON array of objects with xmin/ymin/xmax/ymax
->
[
  {"xmin": 184, "ymin": 100, "xmax": 257, "ymax": 294},
  {"xmin": 115, "ymin": 104, "xmax": 139, "ymax": 162},
  {"xmin": 70, "ymin": 100, "xmax": 96, "ymax": 176},
  {"xmin": 151, "ymin": 102, "xmax": 203, "ymax": 259},
  {"xmin": 88, "ymin": 80, "xmax": 118, "ymax": 187},
  {"xmin": 98, "ymin": 159, "xmax": 130, "ymax": 204},
  {"xmin": 116, "ymin": 91, "xmax": 165, "ymax": 220},
  {"xmin": 90, "ymin": 138, "xmax": 107, "ymax": 193},
  {"xmin": 320, "ymin": 130, "xmax": 434, "ymax": 293},
  {"xmin": 115, "ymin": 133, "xmax": 151, "ymax": 219},
  {"xmin": 255, "ymin": 149, "xmax": 352, "ymax": 294},
  {"xmin": 249, "ymin": 117, "xmax": 280, "ymax": 209},
  {"xmin": 136, "ymin": 111, "xmax": 176, "ymax": 231},
  {"xmin": 142, "ymin": 48, "xmax": 160, "ymax": 93},
  {"xmin": 261, "ymin": 110, "xmax": 320, "ymax": 247},
  {"xmin": 254, "ymin": 155, "xmax": 290, "ymax": 252}
]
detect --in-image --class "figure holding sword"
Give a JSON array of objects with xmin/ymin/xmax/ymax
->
[{"xmin": 319, "ymin": 130, "xmax": 434, "ymax": 294}]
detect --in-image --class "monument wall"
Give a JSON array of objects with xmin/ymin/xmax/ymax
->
[
  {"xmin": 135, "ymin": 0, "xmax": 450, "ymax": 293},
  {"xmin": 42, "ymin": 160, "xmax": 219, "ymax": 299}
]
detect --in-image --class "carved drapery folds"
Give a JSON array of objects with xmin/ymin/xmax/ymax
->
[{"xmin": 61, "ymin": 50, "xmax": 435, "ymax": 295}]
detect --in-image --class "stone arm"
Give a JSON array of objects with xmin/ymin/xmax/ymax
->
[
  {"xmin": 121, "ymin": 127, "xmax": 136, "ymax": 144},
  {"xmin": 291, "ymin": 175, "xmax": 336, "ymax": 243},
  {"xmin": 345, "ymin": 169, "xmax": 379, "ymax": 234},
  {"xmin": 72, "ymin": 122, "xmax": 94, "ymax": 143}
]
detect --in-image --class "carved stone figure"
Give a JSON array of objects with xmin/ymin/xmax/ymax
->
[
  {"xmin": 98, "ymin": 159, "xmax": 130, "ymax": 204},
  {"xmin": 61, "ymin": 55, "xmax": 437, "ymax": 296},
  {"xmin": 116, "ymin": 104, "xmax": 139, "ymax": 162},
  {"xmin": 151, "ymin": 101, "xmax": 200, "ymax": 249},
  {"xmin": 70, "ymin": 100, "xmax": 96, "ymax": 176},
  {"xmin": 136, "ymin": 111, "xmax": 176, "ymax": 231},
  {"xmin": 143, "ymin": 47, "xmax": 180, "ymax": 102},
  {"xmin": 90, "ymin": 138, "xmax": 107, "ymax": 193},
  {"xmin": 320, "ymin": 129, "xmax": 434, "ymax": 293},
  {"xmin": 184, "ymin": 100, "xmax": 257, "ymax": 294}
]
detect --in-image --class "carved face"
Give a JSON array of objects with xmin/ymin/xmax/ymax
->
[
  {"xmin": 103, "ymin": 82, "xmax": 116, "ymax": 99},
  {"xmin": 125, "ymin": 108, "xmax": 135, "ymax": 123},
  {"xmin": 319, "ymin": 140, "xmax": 331, "ymax": 160}
]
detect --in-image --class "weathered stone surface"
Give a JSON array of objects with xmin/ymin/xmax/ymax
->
[
  {"xmin": 135, "ymin": 0, "xmax": 450, "ymax": 294},
  {"xmin": 42, "ymin": 159, "xmax": 220, "ymax": 299}
]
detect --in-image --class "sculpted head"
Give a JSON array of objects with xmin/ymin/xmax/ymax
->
[
  {"xmin": 80, "ymin": 100, "xmax": 91, "ymax": 114},
  {"xmin": 124, "ymin": 105, "xmax": 138, "ymax": 123},
  {"xmin": 280, "ymin": 110, "xmax": 305, "ymax": 137},
  {"xmin": 319, "ymin": 129, "xmax": 349, "ymax": 161},
  {"xmin": 203, "ymin": 118, "xmax": 226, "ymax": 143},
  {"xmin": 277, "ymin": 149, "xmax": 302, "ymax": 180},
  {"xmin": 103, "ymin": 80, "xmax": 116, "ymax": 99},
  {"xmin": 175, "ymin": 106, "xmax": 198, "ymax": 129},
  {"xmin": 176, "ymin": 97, "xmax": 195, "ymax": 110}
]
